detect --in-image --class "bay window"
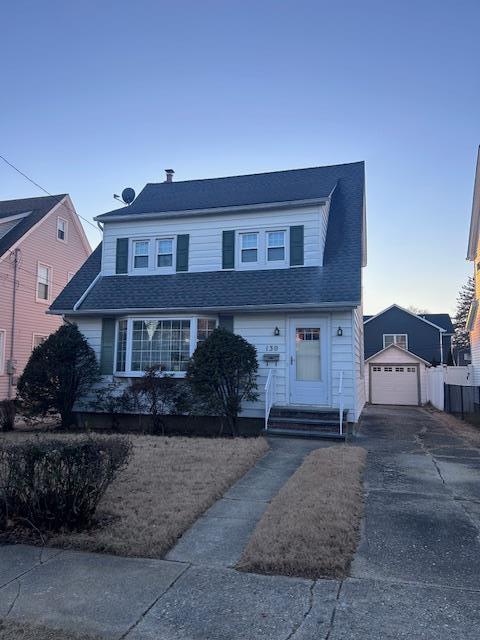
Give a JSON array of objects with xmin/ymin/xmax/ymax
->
[{"xmin": 115, "ymin": 317, "xmax": 217, "ymax": 375}]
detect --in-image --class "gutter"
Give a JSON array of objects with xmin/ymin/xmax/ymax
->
[
  {"xmin": 94, "ymin": 197, "xmax": 329, "ymax": 223},
  {"xmin": 48, "ymin": 300, "xmax": 361, "ymax": 316}
]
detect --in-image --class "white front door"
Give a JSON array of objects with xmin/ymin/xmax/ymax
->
[{"xmin": 289, "ymin": 319, "xmax": 329, "ymax": 405}]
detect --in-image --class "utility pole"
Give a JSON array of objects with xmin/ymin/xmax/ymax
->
[{"xmin": 7, "ymin": 248, "xmax": 19, "ymax": 399}]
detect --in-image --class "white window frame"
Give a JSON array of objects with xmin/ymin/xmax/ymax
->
[
  {"xmin": 32, "ymin": 334, "xmax": 48, "ymax": 349},
  {"xmin": 0, "ymin": 329, "xmax": 5, "ymax": 375},
  {"xmin": 155, "ymin": 237, "xmax": 176, "ymax": 273},
  {"xmin": 114, "ymin": 316, "xmax": 217, "ymax": 377},
  {"xmin": 239, "ymin": 231, "xmax": 260, "ymax": 267},
  {"xmin": 56, "ymin": 217, "xmax": 68, "ymax": 243},
  {"xmin": 266, "ymin": 229, "xmax": 287, "ymax": 264},
  {"xmin": 131, "ymin": 239, "xmax": 151, "ymax": 272},
  {"xmin": 383, "ymin": 334, "xmax": 408, "ymax": 350},
  {"xmin": 36, "ymin": 262, "xmax": 52, "ymax": 304}
]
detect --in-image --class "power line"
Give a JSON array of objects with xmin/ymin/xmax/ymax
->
[{"xmin": 0, "ymin": 153, "xmax": 102, "ymax": 235}]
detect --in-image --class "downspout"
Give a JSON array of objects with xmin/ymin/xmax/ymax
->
[
  {"xmin": 7, "ymin": 248, "xmax": 19, "ymax": 399},
  {"xmin": 439, "ymin": 330, "xmax": 444, "ymax": 366}
]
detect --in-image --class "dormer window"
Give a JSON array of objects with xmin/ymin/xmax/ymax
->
[
  {"xmin": 240, "ymin": 233, "xmax": 258, "ymax": 263},
  {"xmin": 157, "ymin": 238, "xmax": 174, "ymax": 268},
  {"xmin": 133, "ymin": 240, "xmax": 150, "ymax": 269},
  {"xmin": 267, "ymin": 230, "xmax": 286, "ymax": 262},
  {"xmin": 57, "ymin": 217, "xmax": 68, "ymax": 242}
]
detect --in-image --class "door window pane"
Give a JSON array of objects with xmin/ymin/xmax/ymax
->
[
  {"xmin": 133, "ymin": 241, "xmax": 149, "ymax": 269},
  {"xmin": 295, "ymin": 327, "xmax": 321, "ymax": 380}
]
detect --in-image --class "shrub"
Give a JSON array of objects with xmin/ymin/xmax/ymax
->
[
  {"xmin": 0, "ymin": 399, "xmax": 16, "ymax": 432},
  {"xmin": 0, "ymin": 436, "xmax": 132, "ymax": 531},
  {"xmin": 127, "ymin": 365, "xmax": 190, "ymax": 434},
  {"xmin": 17, "ymin": 323, "xmax": 100, "ymax": 429},
  {"xmin": 187, "ymin": 327, "xmax": 258, "ymax": 436},
  {"xmin": 90, "ymin": 382, "xmax": 133, "ymax": 430}
]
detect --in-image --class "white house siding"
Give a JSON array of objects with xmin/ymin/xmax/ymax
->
[
  {"xmin": 100, "ymin": 204, "xmax": 327, "ymax": 276},
  {"xmin": 352, "ymin": 305, "xmax": 366, "ymax": 420},
  {"xmin": 235, "ymin": 311, "xmax": 357, "ymax": 421},
  {"xmin": 471, "ymin": 234, "xmax": 480, "ymax": 383},
  {"xmin": 72, "ymin": 310, "xmax": 359, "ymax": 422},
  {"xmin": 69, "ymin": 316, "xmax": 102, "ymax": 360}
]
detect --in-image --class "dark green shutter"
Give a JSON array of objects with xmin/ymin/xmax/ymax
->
[
  {"xmin": 176, "ymin": 234, "xmax": 189, "ymax": 272},
  {"xmin": 290, "ymin": 225, "xmax": 304, "ymax": 266},
  {"xmin": 115, "ymin": 238, "xmax": 129, "ymax": 274},
  {"xmin": 222, "ymin": 230, "xmax": 235, "ymax": 269},
  {"xmin": 100, "ymin": 318, "xmax": 116, "ymax": 374},
  {"xmin": 218, "ymin": 315, "xmax": 234, "ymax": 332}
]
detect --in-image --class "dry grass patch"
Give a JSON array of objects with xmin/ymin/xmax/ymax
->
[
  {"xmin": 237, "ymin": 445, "xmax": 366, "ymax": 580},
  {"xmin": 0, "ymin": 620, "xmax": 101, "ymax": 640},
  {"xmin": 0, "ymin": 432, "xmax": 268, "ymax": 558}
]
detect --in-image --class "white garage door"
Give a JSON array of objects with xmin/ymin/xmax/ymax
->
[{"xmin": 370, "ymin": 364, "xmax": 419, "ymax": 405}]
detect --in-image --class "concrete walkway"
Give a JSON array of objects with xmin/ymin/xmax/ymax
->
[{"xmin": 1, "ymin": 407, "xmax": 480, "ymax": 639}]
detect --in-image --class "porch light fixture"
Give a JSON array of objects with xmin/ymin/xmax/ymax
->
[
  {"xmin": 337, "ymin": 326, "xmax": 343, "ymax": 337},
  {"xmin": 273, "ymin": 326, "xmax": 280, "ymax": 336}
]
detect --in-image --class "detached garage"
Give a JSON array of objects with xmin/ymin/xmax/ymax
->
[{"xmin": 365, "ymin": 344, "xmax": 430, "ymax": 406}]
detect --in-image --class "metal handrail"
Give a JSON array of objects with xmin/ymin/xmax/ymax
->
[
  {"xmin": 264, "ymin": 369, "xmax": 275, "ymax": 430},
  {"xmin": 338, "ymin": 371, "xmax": 344, "ymax": 436}
]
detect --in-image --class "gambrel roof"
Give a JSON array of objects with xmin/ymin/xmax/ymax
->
[{"xmin": 50, "ymin": 161, "xmax": 366, "ymax": 314}]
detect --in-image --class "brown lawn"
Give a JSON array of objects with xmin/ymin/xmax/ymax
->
[
  {"xmin": 0, "ymin": 433, "xmax": 268, "ymax": 558},
  {"xmin": 237, "ymin": 445, "xmax": 366, "ymax": 580}
]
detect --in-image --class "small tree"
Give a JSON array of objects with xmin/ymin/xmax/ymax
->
[
  {"xmin": 186, "ymin": 328, "xmax": 258, "ymax": 436},
  {"xmin": 452, "ymin": 276, "xmax": 475, "ymax": 350},
  {"xmin": 127, "ymin": 365, "xmax": 189, "ymax": 434},
  {"xmin": 17, "ymin": 323, "xmax": 100, "ymax": 429}
]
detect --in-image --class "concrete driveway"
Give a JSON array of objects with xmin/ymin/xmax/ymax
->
[{"xmin": 1, "ymin": 406, "xmax": 479, "ymax": 639}]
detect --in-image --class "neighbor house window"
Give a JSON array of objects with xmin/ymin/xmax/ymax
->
[
  {"xmin": 267, "ymin": 230, "xmax": 286, "ymax": 262},
  {"xmin": 0, "ymin": 330, "xmax": 5, "ymax": 375},
  {"xmin": 131, "ymin": 319, "xmax": 191, "ymax": 372},
  {"xmin": 115, "ymin": 319, "xmax": 128, "ymax": 373},
  {"xmin": 32, "ymin": 334, "xmax": 47, "ymax": 349},
  {"xmin": 197, "ymin": 318, "xmax": 216, "ymax": 344},
  {"xmin": 383, "ymin": 334, "xmax": 408, "ymax": 350},
  {"xmin": 57, "ymin": 217, "xmax": 68, "ymax": 242},
  {"xmin": 133, "ymin": 240, "xmax": 150, "ymax": 269},
  {"xmin": 156, "ymin": 238, "xmax": 174, "ymax": 268},
  {"xmin": 36, "ymin": 263, "xmax": 51, "ymax": 301},
  {"xmin": 240, "ymin": 233, "xmax": 258, "ymax": 263}
]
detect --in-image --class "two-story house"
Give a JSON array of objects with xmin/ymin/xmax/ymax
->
[
  {"xmin": 363, "ymin": 304, "xmax": 454, "ymax": 406},
  {"xmin": 0, "ymin": 195, "xmax": 91, "ymax": 399},
  {"xmin": 49, "ymin": 162, "xmax": 366, "ymax": 434}
]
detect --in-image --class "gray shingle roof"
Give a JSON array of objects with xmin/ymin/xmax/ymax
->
[
  {"xmin": 0, "ymin": 195, "xmax": 66, "ymax": 257},
  {"xmin": 50, "ymin": 162, "xmax": 365, "ymax": 313},
  {"xmin": 97, "ymin": 163, "xmax": 362, "ymax": 219},
  {"xmin": 421, "ymin": 314, "xmax": 454, "ymax": 332}
]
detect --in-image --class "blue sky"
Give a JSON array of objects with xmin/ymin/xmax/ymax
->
[{"xmin": 1, "ymin": 0, "xmax": 479, "ymax": 314}]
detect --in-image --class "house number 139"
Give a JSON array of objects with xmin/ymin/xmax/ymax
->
[{"xmin": 265, "ymin": 345, "xmax": 279, "ymax": 352}]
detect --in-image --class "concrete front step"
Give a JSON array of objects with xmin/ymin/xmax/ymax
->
[
  {"xmin": 270, "ymin": 406, "xmax": 347, "ymax": 421},
  {"xmin": 264, "ymin": 427, "xmax": 346, "ymax": 440}
]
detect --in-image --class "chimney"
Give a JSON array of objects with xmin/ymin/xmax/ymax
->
[{"xmin": 165, "ymin": 169, "xmax": 174, "ymax": 183}]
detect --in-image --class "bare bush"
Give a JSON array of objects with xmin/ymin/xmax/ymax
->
[{"xmin": 0, "ymin": 436, "xmax": 131, "ymax": 531}]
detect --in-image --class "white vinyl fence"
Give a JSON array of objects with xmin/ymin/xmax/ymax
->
[{"xmin": 425, "ymin": 365, "xmax": 474, "ymax": 411}]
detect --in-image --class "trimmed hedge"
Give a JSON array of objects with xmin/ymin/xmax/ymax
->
[{"xmin": 0, "ymin": 437, "xmax": 131, "ymax": 531}]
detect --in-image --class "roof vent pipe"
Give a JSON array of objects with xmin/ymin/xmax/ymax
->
[{"xmin": 164, "ymin": 169, "xmax": 174, "ymax": 183}]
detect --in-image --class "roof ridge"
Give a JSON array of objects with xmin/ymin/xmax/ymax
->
[
  {"xmin": 0, "ymin": 194, "xmax": 66, "ymax": 206},
  {"xmin": 142, "ymin": 161, "xmax": 365, "ymax": 187}
]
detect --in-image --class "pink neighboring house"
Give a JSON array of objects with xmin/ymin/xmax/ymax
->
[{"xmin": 0, "ymin": 194, "xmax": 91, "ymax": 399}]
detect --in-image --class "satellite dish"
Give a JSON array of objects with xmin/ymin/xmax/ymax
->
[{"xmin": 121, "ymin": 187, "xmax": 136, "ymax": 204}]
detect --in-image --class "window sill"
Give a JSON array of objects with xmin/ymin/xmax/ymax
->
[{"xmin": 114, "ymin": 371, "xmax": 187, "ymax": 378}]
